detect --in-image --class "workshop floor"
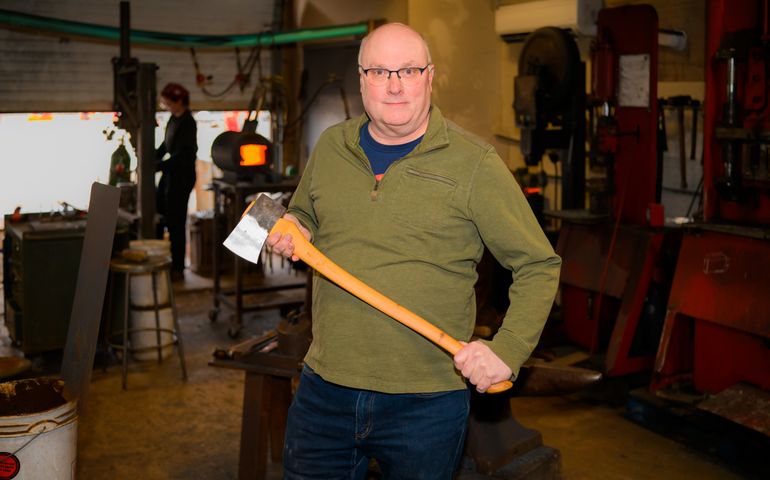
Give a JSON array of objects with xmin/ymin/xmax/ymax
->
[
  {"xmin": 76, "ymin": 270, "xmax": 299, "ymax": 480},
  {"xmin": 0, "ymin": 267, "xmax": 751, "ymax": 479}
]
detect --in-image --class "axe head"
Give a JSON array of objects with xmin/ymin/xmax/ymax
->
[{"xmin": 223, "ymin": 193, "xmax": 286, "ymax": 264}]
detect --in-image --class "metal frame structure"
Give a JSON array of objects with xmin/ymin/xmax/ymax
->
[{"xmin": 652, "ymin": 0, "xmax": 770, "ymax": 405}]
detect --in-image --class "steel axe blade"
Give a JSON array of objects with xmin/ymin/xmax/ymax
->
[{"xmin": 223, "ymin": 193, "xmax": 286, "ymax": 264}]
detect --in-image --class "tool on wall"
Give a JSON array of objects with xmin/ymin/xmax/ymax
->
[
  {"xmin": 677, "ymin": 98, "xmax": 688, "ymax": 189},
  {"xmin": 659, "ymin": 95, "xmax": 701, "ymax": 191}
]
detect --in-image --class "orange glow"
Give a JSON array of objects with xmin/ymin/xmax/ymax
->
[
  {"xmin": 27, "ymin": 113, "xmax": 53, "ymax": 121},
  {"xmin": 524, "ymin": 187, "xmax": 542, "ymax": 195},
  {"xmin": 240, "ymin": 144, "xmax": 268, "ymax": 166}
]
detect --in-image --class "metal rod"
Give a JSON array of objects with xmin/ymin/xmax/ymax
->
[
  {"xmin": 724, "ymin": 51, "xmax": 740, "ymax": 189},
  {"xmin": 119, "ymin": 2, "xmax": 130, "ymax": 61},
  {"xmin": 726, "ymin": 53, "xmax": 738, "ymax": 126},
  {"xmin": 136, "ymin": 63, "xmax": 157, "ymax": 239}
]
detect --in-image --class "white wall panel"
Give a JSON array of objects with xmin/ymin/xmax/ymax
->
[{"xmin": 0, "ymin": 0, "xmax": 276, "ymax": 112}]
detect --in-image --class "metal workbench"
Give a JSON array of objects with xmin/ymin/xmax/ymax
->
[{"xmin": 3, "ymin": 212, "xmax": 130, "ymax": 354}]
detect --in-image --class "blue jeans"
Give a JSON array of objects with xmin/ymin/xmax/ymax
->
[{"xmin": 283, "ymin": 365, "xmax": 470, "ymax": 479}]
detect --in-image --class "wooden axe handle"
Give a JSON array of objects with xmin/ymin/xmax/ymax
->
[{"xmin": 271, "ymin": 217, "xmax": 513, "ymax": 394}]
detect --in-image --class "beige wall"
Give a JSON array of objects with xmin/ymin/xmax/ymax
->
[
  {"xmin": 408, "ymin": 0, "xmax": 511, "ymax": 164},
  {"xmin": 295, "ymin": 0, "xmax": 407, "ymax": 27}
]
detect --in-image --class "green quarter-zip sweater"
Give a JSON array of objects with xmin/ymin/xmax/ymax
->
[{"xmin": 288, "ymin": 106, "xmax": 561, "ymax": 393}]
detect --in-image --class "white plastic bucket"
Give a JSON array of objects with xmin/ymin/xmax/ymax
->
[
  {"xmin": 129, "ymin": 270, "xmax": 170, "ymax": 307},
  {"xmin": 127, "ymin": 240, "xmax": 171, "ymax": 307},
  {"xmin": 130, "ymin": 308, "xmax": 175, "ymax": 361},
  {"xmin": 0, "ymin": 378, "xmax": 77, "ymax": 480}
]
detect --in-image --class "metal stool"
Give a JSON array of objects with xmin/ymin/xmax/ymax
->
[{"xmin": 106, "ymin": 256, "xmax": 187, "ymax": 389}]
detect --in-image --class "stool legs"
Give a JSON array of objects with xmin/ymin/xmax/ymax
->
[
  {"xmin": 121, "ymin": 271, "xmax": 130, "ymax": 390},
  {"xmin": 102, "ymin": 271, "xmax": 116, "ymax": 373},
  {"xmin": 152, "ymin": 270, "xmax": 163, "ymax": 364},
  {"xmin": 107, "ymin": 262, "xmax": 187, "ymax": 389},
  {"xmin": 166, "ymin": 269, "xmax": 188, "ymax": 381}
]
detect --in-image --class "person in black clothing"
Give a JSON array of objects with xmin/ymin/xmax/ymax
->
[{"xmin": 156, "ymin": 82, "xmax": 197, "ymax": 282}]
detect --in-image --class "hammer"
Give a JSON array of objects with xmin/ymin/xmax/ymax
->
[{"xmin": 224, "ymin": 194, "xmax": 513, "ymax": 394}]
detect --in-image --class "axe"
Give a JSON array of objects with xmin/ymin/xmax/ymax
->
[{"xmin": 224, "ymin": 194, "xmax": 513, "ymax": 394}]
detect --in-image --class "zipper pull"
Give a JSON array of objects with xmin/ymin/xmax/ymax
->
[{"xmin": 371, "ymin": 180, "xmax": 380, "ymax": 201}]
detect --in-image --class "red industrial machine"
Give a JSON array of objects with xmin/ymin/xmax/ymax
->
[
  {"xmin": 508, "ymin": 1, "xmax": 770, "ymax": 473},
  {"xmin": 652, "ymin": 0, "xmax": 770, "ymax": 435},
  {"xmin": 553, "ymin": 4, "xmax": 678, "ymax": 376}
]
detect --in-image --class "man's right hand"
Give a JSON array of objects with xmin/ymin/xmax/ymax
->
[{"xmin": 266, "ymin": 213, "xmax": 312, "ymax": 262}]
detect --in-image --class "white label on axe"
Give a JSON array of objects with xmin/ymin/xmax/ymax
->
[{"xmin": 223, "ymin": 214, "xmax": 267, "ymax": 265}]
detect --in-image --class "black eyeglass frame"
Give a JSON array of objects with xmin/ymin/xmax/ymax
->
[{"xmin": 358, "ymin": 64, "xmax": 433, "ymax": 82}]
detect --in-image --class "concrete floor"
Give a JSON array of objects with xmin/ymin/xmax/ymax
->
[
  {"xmin": 77, "ymin": 272, "xmax": 293, "ymax": 480},
  {"xmin": 509, "ymin": 396, "xmax": 745, "ymax": 480},
  {"xmin": 1, "ymin": 268, "xmax": 752, "ymax": 479}
]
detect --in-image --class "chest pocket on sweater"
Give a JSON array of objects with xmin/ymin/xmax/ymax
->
[{"xmin": 386, "ymin": 167, "xmax": 457, "ymax": 232}]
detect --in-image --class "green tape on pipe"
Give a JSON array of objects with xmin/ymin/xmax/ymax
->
[{"xmin": 0, "ymin": 8, "xmax": 369, "ymax": 48}]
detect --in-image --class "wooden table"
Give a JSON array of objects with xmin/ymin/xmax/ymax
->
[{"xmin": 210, "ymin": 344, "xmax": 303, "ymax": 479}]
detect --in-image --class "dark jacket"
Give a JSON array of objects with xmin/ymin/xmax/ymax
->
[{"xmin": 156, "ymin": 109, "xmax": 197, "ymax": 187}]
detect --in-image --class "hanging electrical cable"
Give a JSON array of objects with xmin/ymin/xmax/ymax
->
[
  {"xmin": 190, "ymin": 43, "xmax": 265, "ymax": 99},
  {"xmin": 189, "ymin": 48, "xmax": 237, "ymax": 97},
  {"xmin": 244, "ymin": 44, "xmax": 263, "ymax": 86},
  {"xmin": 235, "ymin": 44, "xmax": 263, "ymax": 90},
  {"xmin": 190, "ymin": 48, "xmax": 207, "ymax": 88},
  {"xmin": 235, "ymin": 47, "xmax": 246, "ymax": 91}
]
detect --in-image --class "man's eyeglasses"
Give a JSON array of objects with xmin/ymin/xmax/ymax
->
[{"xmin": 359, "ymin": 64, "xmax": 432, "ymax": 86}]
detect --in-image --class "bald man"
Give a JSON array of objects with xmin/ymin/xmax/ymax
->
[{"xmin": 269, "ymin": 23, "xmax": 561, "ymax": 478}]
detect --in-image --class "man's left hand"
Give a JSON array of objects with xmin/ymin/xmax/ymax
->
[{"xmin": 453, "ymin": 341, "xmax": 513, "ymax": 393}]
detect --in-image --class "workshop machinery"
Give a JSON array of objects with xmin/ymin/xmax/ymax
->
[
  {"xmin": 515, "ymin": 25, "xmax": 586, "ymax": 227},
  {"xmin": 211, "ymin": 126, "xmax": 276, "ymax": 185},
  {"xmin": 521, "ymin": 5, "xmax": 679, "ymax": 377},
  {"xmin": 210, "ymin": 77, "xmax": 284, "ymax": 185},
  {"xmin": 651, "ymin": 0, "xmax": 770, "ymax": 438}
]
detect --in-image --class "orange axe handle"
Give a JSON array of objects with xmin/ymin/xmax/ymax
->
[{"xmin": 271, "ymin": 217, "xmax": 513, "ymax": 394}]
